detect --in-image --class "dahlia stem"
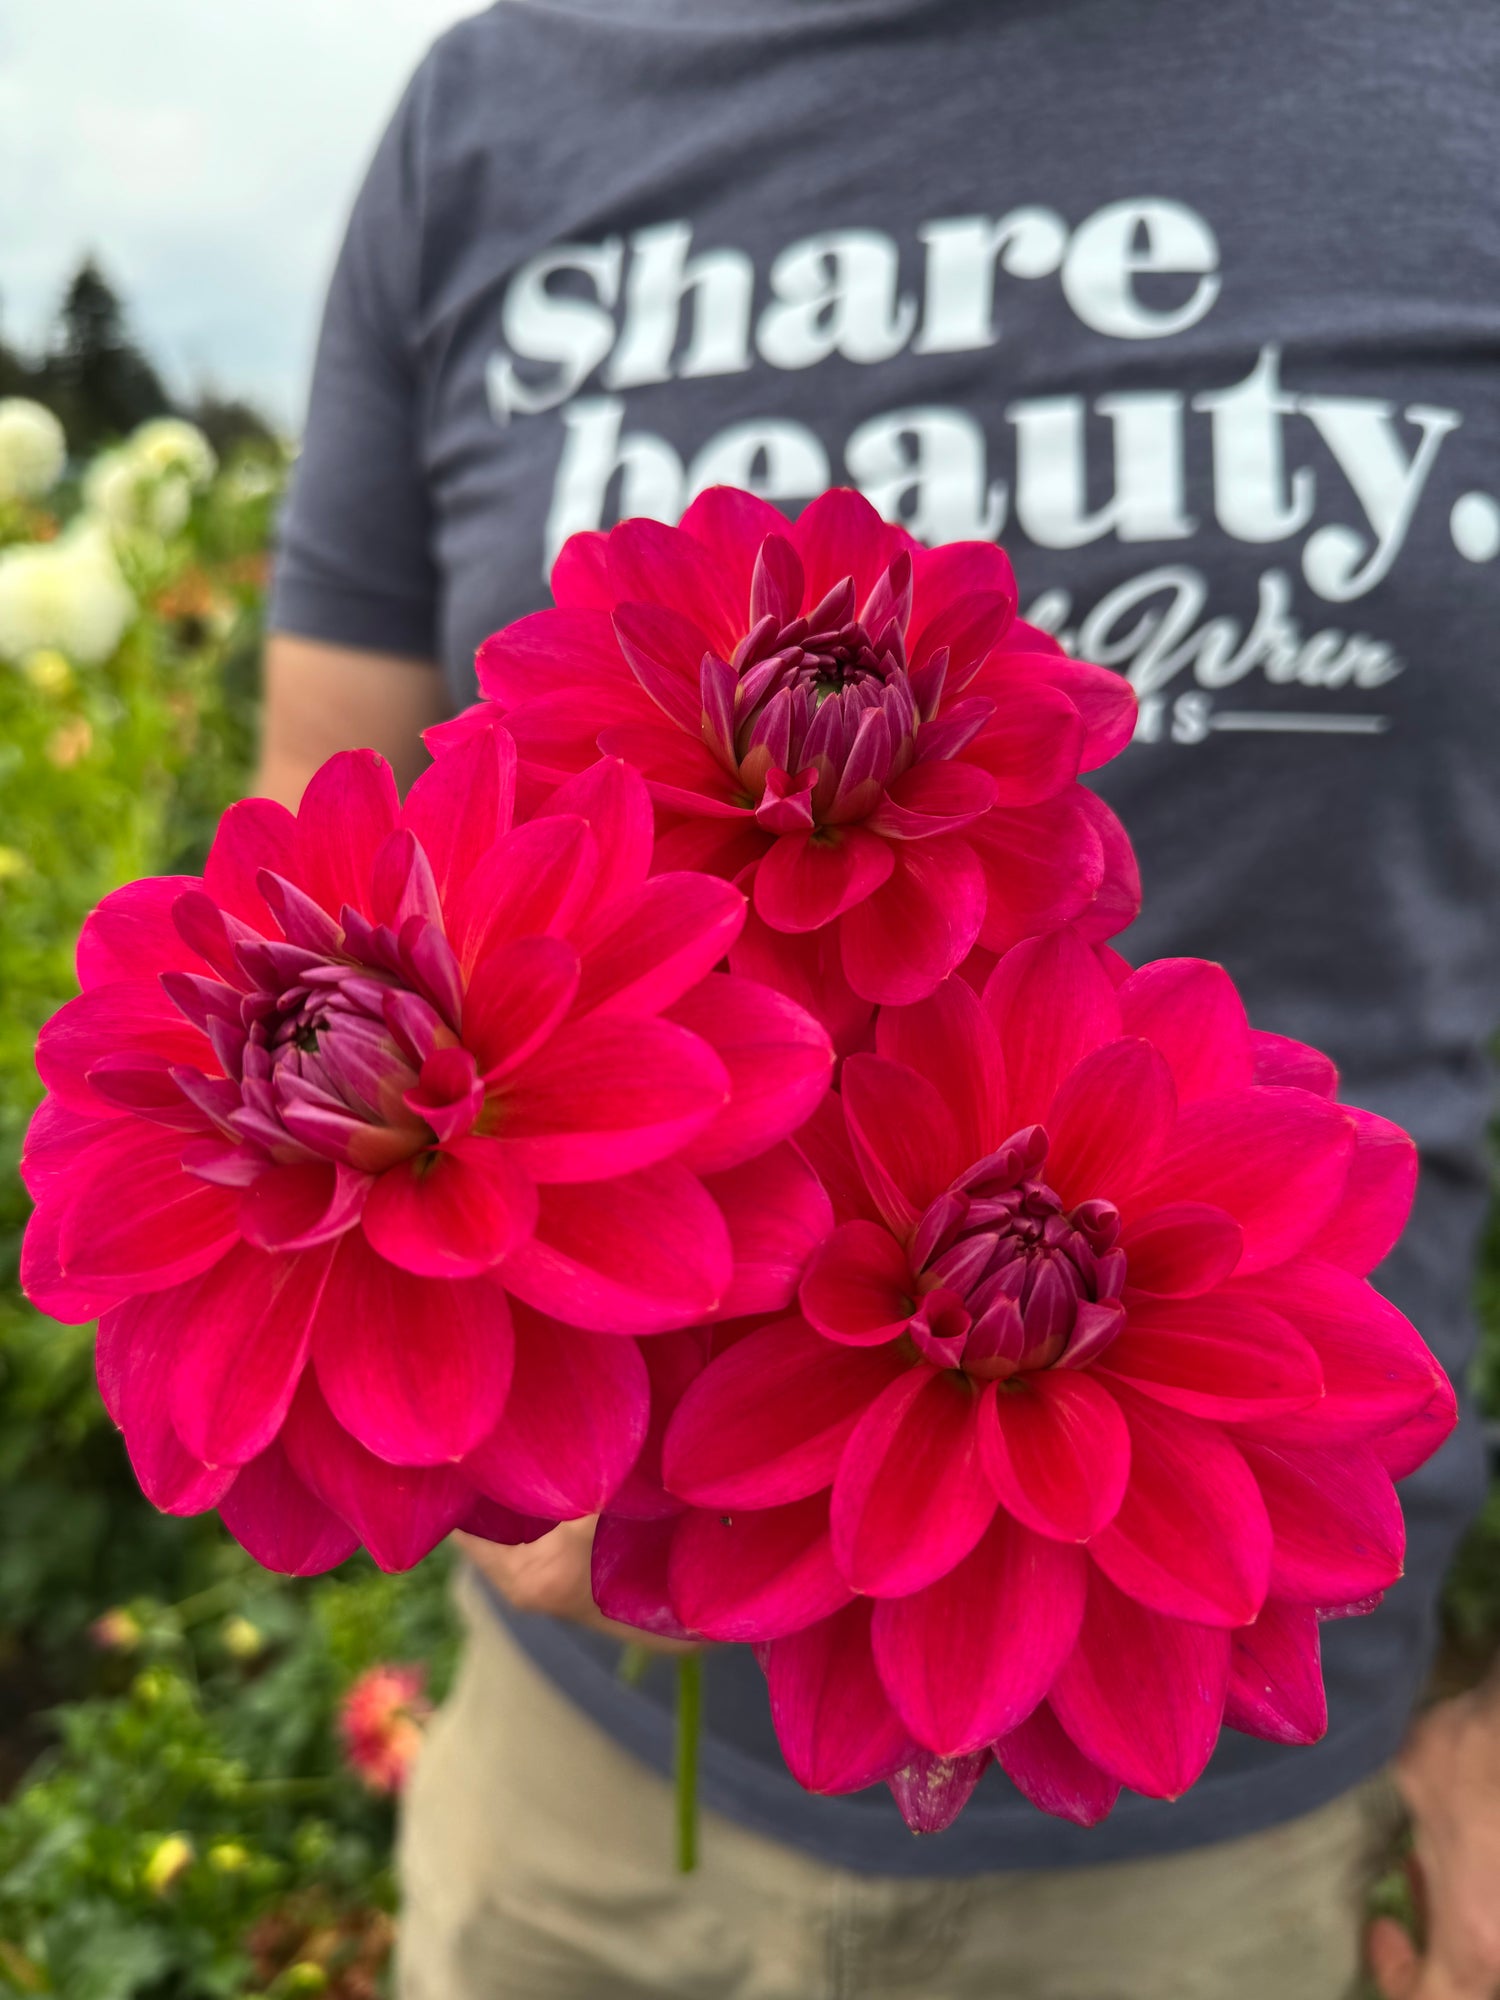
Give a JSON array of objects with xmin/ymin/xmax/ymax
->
[{"xmin": 674, "ymin": 1652, "xmax": 702, "ymax": 1874}]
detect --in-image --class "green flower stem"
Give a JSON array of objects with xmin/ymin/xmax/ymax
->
[{"xmin": 674, "ymin": 1653, "xmax": 702, "ymax": 1875}]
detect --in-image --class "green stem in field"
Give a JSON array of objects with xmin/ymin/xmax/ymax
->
[
  {"xmin": 617, "ymin": 1643, "xmax": 652, "ymax": 1688},
  {"xmin": 674, "ymin": 1653, "xmax": 702, "ymax": 1874}
]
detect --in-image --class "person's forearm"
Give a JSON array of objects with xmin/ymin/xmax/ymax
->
[{"xmin": 256, "ymin": 633, "xmax": 450, "ymax": 810}]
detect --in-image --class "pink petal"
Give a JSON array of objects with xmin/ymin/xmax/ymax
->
[
  {"xmin": 1116, "ymin": 959, "xmax": 1254, "ymax": 1102},
  {"xmin": 1088, "ymin": 1387, "xmax": 1272, "ymax": 1627},
  {"xmin": 282, "ymin": 1377, "xmax": 474, "ymax": 1572},
  {"xmin": 20, "ymin": 1189, "xmax": 128, "ymax": 1322},
  {"xmin": 871, "ymin": 1512, "xmax": 1085, "ymax": 1755},
  {"xmin": 667, "ymin": 975, "xmax": 834, "ymax": 1175},
  {"xmin": 608, "ymin": 1328, "xmax": 712, "ymax": 1520},
  {"xmin": 1123, "ymin": 1088, "xmax": 1356, "ymax": 1274},
  {"xmin": 219, "ymin": 1437, "xmax": 360, "ymax": 1576},
  {"xmin": 994, "ymin": 1702, "xmax": 1122, "ymax": 1827},
  {"xmin": 831, "ymin": 1365, "xmax": 996, "ymax": 1597},
  {"xmin": 868, "ymin": 758, "xmax": 999, "ymax": 838},
  {"xmin": 478, "ymin": 608, "xmax": 624, "ymax": 704},
  {"xmin": 167, "ymin": 1241, "xmax": 333, "ymax": 1466},
  {"xmin": 464, "ymin": 1305, "xmax": 647, "ymax": 1516},
  {"xmin": 727, "ymin": 896, "xmax": 873, "ymax": 1056},
  {"xmin": 462, "ymin": 934, "xmax": 581, "ymax": 1078},
  {"xmin": 570, "ymin": 873, "xmax": 745, "ymax": 1019},
  {"xmin": 663, "ymin": 1315, "xmax": 907, "ymax": 1507},
  {"xmin": 1301, "ymin": 1108, "xmax": 1417, "ymax": 1275},
  {"xmin": 908, "ymin": 540, "xmax": 1016, "ymax": 668},
  {"xmin": 361, "ymin": 1136, "xmax": 538, "ymax": 1277},
  {"xmin": 1118, "ymin": 1202, "xmax": 1244, "ymax": 1297},
  {"xmin": 979, "ymin": 1371, "xmax": 1130, "ymax": 1543},
  {"xmin": 1371, "ymin": 1384, "xmax": 1459, "ymax": 1480},
  {"xmin": 505, "ymin": 1163, "xmax": 732, "ymax": 1334},
  {"xmin": 874, "ymin": 975, "xmax": 1007, "ymax": 1168},
  {"xmin": 679, "ymin": 486, "xmax": 792, "ymax": 609},
  {"xmin": 537, "ymin": 756, "xmax": 655, "ymax": 914},
  {"xmin": 58, "ymin": 1120, "xmax": 239, "ymax": 1289},
  {"xmin": 20, "ymin": 1094, "xmax": 117, "ymax": 1197},
  {"xmin": 704, "ymin": 1142, "xmax": 835, "ymax": 1319},
  {"xmin": 97, "ymin": 1295, "xmax": 236, "ymax": 1514},
  {"xmin": 952, "ymin": 679, "xmax": 1084, "ymax": 808},
  {"xmin": 458, "ymin": 1495, "xmax": 557, "ymax": 1545},
  {"xmin": 38, "ymin": 984, "xmax": 212, "ymax": 1114},
  {"xmin": 840, "ymin": 1054, "xmax": 966, "ymax": 1236},
  {"xmin": 590, "ymin": 1514, "xmax": 695, "ymax": 1641},
  {"xmin": 1049, "ymin": 1568, "xmax": 1231, "ymax": 1798},
  {"xmin": 499, "ymin": 1015, "xmax": 729, "ymax": 1182},
  {"xmin": 799, "ymin": 1219, "xmax": 914, "ymax": 1346},
  {"xmin": 670, "ymin": 1494, "xmax": 851, "ymax": 1642},
  {"xmin": 981, "ymin": 928, "xmax": 1122, "ymax": 1127},
  {"xmin": 1069, "ymin": 790, "xmax": 1141, "ymax": 943},
  {"xmin": 612, "ymin": 601, "xmax": 714, "ymax": 732},
  {"xmin": 1227, "ymin": 1258, "xmax": 1448, "ymax": 1446},
  {"xmin": 501, "ymin": 686, "xmax": 640, "ymax": 784},
  {"xmin": 1098, "ymin": 1294, "xmax": 1324, "ymax": 1423},
  {"xmin": 1239, "ymin": 1440, "xmax": 1405, "ymax": 1604},
  {"xmin": 293, "ymin": 749, "xmax": 401, "ymax": 919},
  {"xmin": 597, "ymin": 717, "xmax": 749, "ymax": 814},
  {"xmin": 311, "ymin": 1234, "xmax": 513, "ymax": 1465},
  {"xmin": 445, "ymin": 815, "xmax": 599, "ymax": 974},
  {"xmin": 237, "ymin": 1161, "xmax": 370, "ymax": 1253},
  {"xmin": 763, "ymin": 1599, "xmax": 917, "ymax": 1794},
  {"xmin": 1043, "ymin": 1036, "xmax": 1177, "ymax": 1208},
  {"xmin": 887, "ymin": 1749, "xmax": 993, "ymax": 1833},
  {"xmin": 788, "ymin": 489, "xmax": 908, "ymax": 614},
  {"xmin": 752, "ymin": 826, "xmax": 894, "ymax": 934},
  {"xmin": 791, "ymin": 1085, "xmax": 884, "ymax": 1230},
  {"xmin": 837, "ymin": 835, "xmax": 986, "ymax": 1006},
  {"xmin": 202, "ymin": 796, "xmax": 299, "ymax": 928},
  {"xmin": 1021, "ymin": 655, "xmax": 1137, "ymax": 771},
  {"xmin": 76, "ymin": 876, "xmax": 206, "ymax": 990},
  {"xmin": 400, "ymin": 723, "xmax": 516, "ymax": 904},
  {"xmin": 1250, "ymin": 1029, "xmax": 1339, "ymax": 1097},
  {"xmin": 967, "ymin": 794, "xmax": 1106, "ymax": 955},
  {"xmin": 1224, "ymin": 1600, "xmax": 1327, "ymax": 1745},
  {"xmin": 606, "ymin": 516, "xmax": 746, "ymax": 654}
]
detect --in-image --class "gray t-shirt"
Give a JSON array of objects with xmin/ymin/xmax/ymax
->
[{"xmin": 271, "ymin": 0, "xmax": 1499, "ymax": 1871}]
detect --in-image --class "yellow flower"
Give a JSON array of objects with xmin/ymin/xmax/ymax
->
[
  {"xmin": 0, "ymin": 846, "xmax": 28, "ymax": 883},
  {"xmin": 142, "ymin": 1834, "xmax": 194, "ymax": 1896},
  {"xmin": 207, "ymin": 1840, "xmax": 250, "ymax": 1874},
  {"xmin": 21, "ymin": 647, "xmax": 72, "ymax": 694},
  {"xmin": 220, "ymin": 1614, "xmax": 264, "ymax": 1661}
]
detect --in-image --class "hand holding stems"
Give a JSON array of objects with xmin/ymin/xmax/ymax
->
[{"xmin": 1368, "ymin": 1673, "xmax": 1500, "ymax": 2000}]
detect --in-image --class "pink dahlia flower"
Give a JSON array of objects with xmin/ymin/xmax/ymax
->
[
  {"xmin": 472, "ymin": 487, "xmax": 1138, "ymax": 1037},
  {"xmin": 21, "ymin": 734, "xmax": 832, "ymax": 1574},
  {"xmin": 339, "ymin": 1662, "xmax": 431, "ymax": 1793},
  {"xmin": 593, "ymin": 931, "xmax": 1455, "ymax": 1829}
]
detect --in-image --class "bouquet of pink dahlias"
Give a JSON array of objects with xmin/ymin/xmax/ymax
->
[
  {"xmin": 21, "ymin": 485, "xmax": 1455, "ymax": 1857},
  {"xmin": 21, "ymin": 731, "xmax": 832, "ymax": 1572}
]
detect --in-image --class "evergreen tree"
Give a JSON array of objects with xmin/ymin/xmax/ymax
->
[{"xmin": 41, "ymin": 259, "xmax": 171, "ymax": 452}]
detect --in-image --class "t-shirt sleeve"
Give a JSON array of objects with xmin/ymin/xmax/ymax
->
[{"xmin": 268, "ymin": 61, "xmax": 439, "ymax": 661}]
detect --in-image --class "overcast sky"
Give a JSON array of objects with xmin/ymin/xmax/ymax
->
[{"xmin": 0, "ymin": 0, "xmax": 479, "ymax": 429}]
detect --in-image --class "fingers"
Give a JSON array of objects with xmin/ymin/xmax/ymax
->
[
  {"xmin": 1367, "ymin": 1917, "xmax": 1421, "ymax": 2000},
  {"xmin": 449, "ymin": 1523, "xmax": 700, "ymax": 1654}
]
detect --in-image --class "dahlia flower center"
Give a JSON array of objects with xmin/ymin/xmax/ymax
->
[
  {"xmin": 702, "ymin": 542, "xmax": 950, "ymax": 836},
  {"xmin": 906, "ymin": 1125, "xmax": 1127, "ymax": 1380},
  {"xmin": 156, "ymin": 863, "xmax": 478, "ymax": 1182}
]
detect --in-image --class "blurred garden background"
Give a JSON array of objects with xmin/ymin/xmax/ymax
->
[{"xmin": 0, "ymin": 4, "xmax": 1497, "ymax": 1987}]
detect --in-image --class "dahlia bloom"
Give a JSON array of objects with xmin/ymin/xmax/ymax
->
[
  {"xmin": 472, "ymin": 487, "xmax": 1138, "ymax": 1036},
  {"xmin": 22, "ymin": 734, "xmax": 832, "ymax": 1574},
  {"xmin": 594, "ymin": 931, "xmax": 1454, "ymax": 1828},
  {"xmin": 339, "ymin": 1662, "xmax": 431, "ymax": 1793}
]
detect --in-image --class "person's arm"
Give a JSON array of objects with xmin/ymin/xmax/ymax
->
[
  {"xmin": 1367, "ymin": 1667, "xmax": 1500, "ymax": 2000},
  {"xmin": 255, "ymin": 634, "xmax": 447, "ymax": 810}
]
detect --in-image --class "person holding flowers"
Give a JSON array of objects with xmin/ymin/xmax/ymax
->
[{"xmin": 42, "ymin": 1, "xmax": 1498, "ymax": 1995}]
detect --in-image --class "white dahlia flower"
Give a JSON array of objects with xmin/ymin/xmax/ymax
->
[
  {"xmin": 0, "ymin": 523, "xmax": 135, "ymax": 666},
  {"xmin": 0, "ymin": 399, "xmax": 67, "ymax": 502}
]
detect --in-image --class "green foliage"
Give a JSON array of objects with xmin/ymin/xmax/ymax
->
[{"xmin": 0, "ymin": 421, "xmax": 458, "ymax": 1994}]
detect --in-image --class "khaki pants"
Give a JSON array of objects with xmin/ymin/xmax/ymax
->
[{"xmin": 397, "ymin": 1569, "xmax": 1392, "ymax": 2000}]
